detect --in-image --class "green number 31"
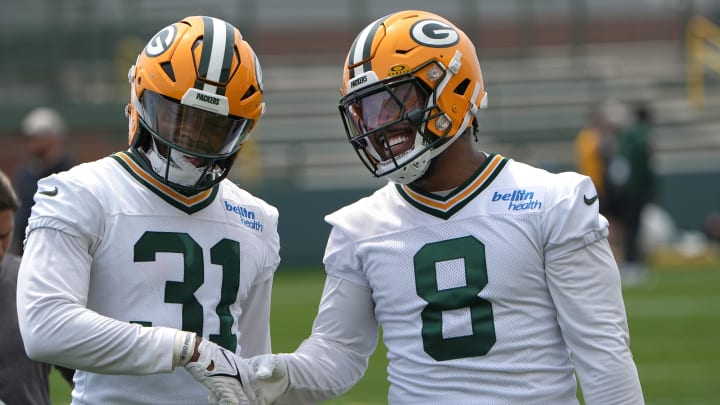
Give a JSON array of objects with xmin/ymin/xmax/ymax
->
[
  {"xmin": 414, "ymin": 236, "xmax": 496, "ymax": 361},
  {"xmin": 134, "ymin": 231, "xmax": 240, "ymax": 351}
]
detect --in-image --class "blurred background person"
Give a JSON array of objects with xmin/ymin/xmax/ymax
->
[
  {"xmin": 0, "ymin": 169, "xmax": 57, "ymax": 404},
  {"xmin": 574, "ymin": 100, "xmax": 623, "ymax": 216},
  {"xmin": 11, "ymin": 107, "xmax": 74, "ymax": 255},
  {"xmin": 606, "ymin": 101, "xmax": 657, "ymax": 285},
  {"xmin": 576, "ymin": 99, "xmax": 631, "ymax": 267}
]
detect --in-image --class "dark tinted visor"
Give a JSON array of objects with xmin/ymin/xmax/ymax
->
[{"xmin": 139, "ymin": 90, "xmax": 252, "ymax": 156}]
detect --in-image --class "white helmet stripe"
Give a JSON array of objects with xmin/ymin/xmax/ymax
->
[
  {"xmin": 206, "ymin": 17, "xmax": 228, "ymax": 84},
  {"xmin": 198, "ymin": 16, "xmax": 234, "ymax": 95},
  {"xmin": 348, "ymin": 15, "xmax": 389, "ymax": 78}
]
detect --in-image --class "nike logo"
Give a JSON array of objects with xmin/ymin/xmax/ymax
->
[
  {"xmin": 39, "ymin": 186, "xmax": 58, "ymax": 197},
  {"xmin": 583, "ymin": 194, "xmax": 598, "ymax": 205}
]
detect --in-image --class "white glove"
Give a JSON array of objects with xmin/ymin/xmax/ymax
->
[
  {"xmin": 249, "ymin": 354, "xmax": 290, "ymax": 405},
  {"xmin": 183, "ymin": 336, "xmax": 259, "ymax": 405}
]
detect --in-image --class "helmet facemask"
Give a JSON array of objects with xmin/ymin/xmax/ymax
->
[{"xmin": 339, "ymin": 61, "xmax": 453, "ymax": 184}]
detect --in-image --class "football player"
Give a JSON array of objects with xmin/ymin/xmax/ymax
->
[
  {"xmin": 17, "ymin": 16, "xmax": 278, "ymax": 405},
  {"xmin": 250, "ymin": 10, "xmax": 644, "ymax": 404}
]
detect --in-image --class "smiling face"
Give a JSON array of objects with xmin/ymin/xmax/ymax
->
[
  {"xmin": 343, "ymin": 80, "xmax": 427, "ymax": 165},
  {"xmin": 367, "ymin": 121, "xmax": 416, "ymax": 162},
  {"xmin": 365, "ymin": 82, "xmax": 424, "ymax": 162}
]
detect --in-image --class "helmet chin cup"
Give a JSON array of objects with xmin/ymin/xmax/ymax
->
[
  {"xmin": 383, "ymin": 148, "xmax": 432, "ymax": 184},
  {"xmin": 145, "ymin": 141, "xmax": 208, "ymax": 188}
]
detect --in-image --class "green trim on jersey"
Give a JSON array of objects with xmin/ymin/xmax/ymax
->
[
  {"xmin": 111, "ymin": 150, "xmax": 218, "ymax": 214},
  {"xmin": 396, "ymin": 153, "xmax": 508, "ymax": 219}
]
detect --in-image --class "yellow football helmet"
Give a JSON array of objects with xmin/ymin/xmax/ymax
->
[
  {"xmin": 127, "ymin": 16, "xmax": 265, "ymax": 194},
  {"xmin": 339, "ymin": 10, "xmax": 487, "ymax": 183}
]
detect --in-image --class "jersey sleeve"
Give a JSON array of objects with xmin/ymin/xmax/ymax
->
[
  {"xmin": 17, "ymin": 227, "xmax": 178, "ymax": 374},
  {"xmin": 270, "ymin": 203, "xmax": 378, "ymax": 403},
  {"xmin": 27, "ymin": 172, "xmax": 104, "ymax": 245},
  {"xmin": 322, "ymin": 211, "xmax": 370, "ymax": 288},
  {"xmin": 275, "ymin": 276, "xmax": 379, "ymax": 404},
  {"xmin": 19, "ymin": 169, "xmax": 181, "ymax": 374},
  {"xmin": 543, "ymin": 173, "xmax": 644, "ymax": 404},
  {"xmin": 542, "ymin": 173, "xmax": 609, "ymax": 259}
]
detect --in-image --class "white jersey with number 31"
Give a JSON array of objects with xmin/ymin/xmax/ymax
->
[{"xmin": 19, "ymin": 150, "xmax": 280, "ymax": 404}]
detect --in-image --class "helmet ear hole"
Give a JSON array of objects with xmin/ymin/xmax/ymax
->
[
  {"xmin": 453, "ymin": 78, "xmax": 471, "ymax": 96},
  {"xmin": 241, "ymin": 85, "xmax": 257, "ymax": 100},
  {"xmin": 160, "ymin": 62, "xmax": 176, "ymax": 82}
]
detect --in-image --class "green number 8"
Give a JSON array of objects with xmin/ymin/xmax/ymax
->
[{"xmin": 414, "ymin": 236, "xmax": 496, "ymax": 361}]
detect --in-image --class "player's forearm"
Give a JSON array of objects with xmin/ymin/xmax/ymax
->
[
  {"xmin": 547, "ymin": 239, "xmax": 644, "ymax": 403},
  {"xmin": 17, "ymin": 228, "xmax": 177, "ymax": 374},
  {"xmin": 575, "ymin": 353, "xmax": 644, "ymax": 405},
  {"xmin": 273, "ymin": 276, "xmax": 379, "ymax": 404},
  {"xmin": 18, "ymin": 294, "xmax": 177, "ymax": 373},
  {"xmin": 275, "ymin": 337, "xmax": 369, "ymax": 404}
]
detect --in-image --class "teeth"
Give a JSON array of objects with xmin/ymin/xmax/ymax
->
[{"xmin": 387, "ymin": 136, "xmax": 408, "ymax": 148}]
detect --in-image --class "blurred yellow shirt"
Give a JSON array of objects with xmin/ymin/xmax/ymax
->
[{"xmin": 575, "ymin": 127, "xmax": 605, "ymax": 197}]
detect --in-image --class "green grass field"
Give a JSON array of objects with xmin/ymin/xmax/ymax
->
[{"xmin": 51, "ymin": 264, "xmax": 720, "ymax": 404}]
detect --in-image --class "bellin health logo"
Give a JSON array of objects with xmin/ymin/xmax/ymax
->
[
  {"xmin": 224, "ymin": 200, "xmax": 264, "ymax": 231},
  {"xmin": 491, "ymin": 189, "xmax": 542, "ymax": 211}
]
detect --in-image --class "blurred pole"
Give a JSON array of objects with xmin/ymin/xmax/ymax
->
[
  {"xmin": 46, "ymin": 0, "xmax": 63, "ymax": 104},
  {"xmin": 679, "ymin": 0, "xmax": 697, "ymax": 59},
  {"xmin": 516, "ymin": 0, "xmax": 535, "ymax": 58},
  {"xmin": 348, "ymin": 0, "xmax": 370, "ymax": 37},
  {"xmin": 460, "ymin": 0, "xmax": 481, "ymax": 50},
  {"xmin": 569, "ymin": 0, "xmax": 588, "ymax": 59},
  {"xmin": 237, "ymin": 0, "xmax": 258, "ymax": 39},
  {"xmin": 686, "ymin": 15, "xmax": 720, "ymax": 110},
  {"xmin": 686, "ymin": 16, "xmax": 705, "ymax": 110}
]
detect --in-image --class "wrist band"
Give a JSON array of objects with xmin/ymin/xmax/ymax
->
[{"xmin": 173, "ymin": 331, "xmax": 197, "ymax": 368}]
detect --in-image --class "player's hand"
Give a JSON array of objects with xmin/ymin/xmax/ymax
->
[
  {"xmin": 249, "ymin": 354, "xmax": 290, "ymax": 405},
  {"xmin": 184, "ymin": 338, "xmax": 259, "ymax": 405}
]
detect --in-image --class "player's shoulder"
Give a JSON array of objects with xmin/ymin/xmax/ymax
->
[
  {"xmin": 218, "ymin": 180, "xmax": 279, "ymax": 220},
  {"xmin": 36, "ymin": 156, "xmax": 118, "ymax": 200},
  {"xmin": 325, "ymin": 183, "xmax": 393, "ymax": 223},
  {"xmin": 29, "ymin": 157, "xmax": 119, "ymax": 237},
  {"xmin": 501, "ymin": 160, "xmax": 591, "ymax": 200}
]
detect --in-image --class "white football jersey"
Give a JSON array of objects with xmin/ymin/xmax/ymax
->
[
  {"xmin": 281, "ymin": 153, "xmax": 642, "ymax": 404},
  {"xmin": 17, "ymin": 150, "xmax": 280, "ymax": 405}
]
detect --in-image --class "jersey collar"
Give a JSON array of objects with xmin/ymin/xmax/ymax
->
[
  {"xmin": 395, "ymin": 153, "xmax": 508, "ymax": 219},
  {"xmin": 111, "ymin": 150, "xmax": 218, "ymax": 214}
]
